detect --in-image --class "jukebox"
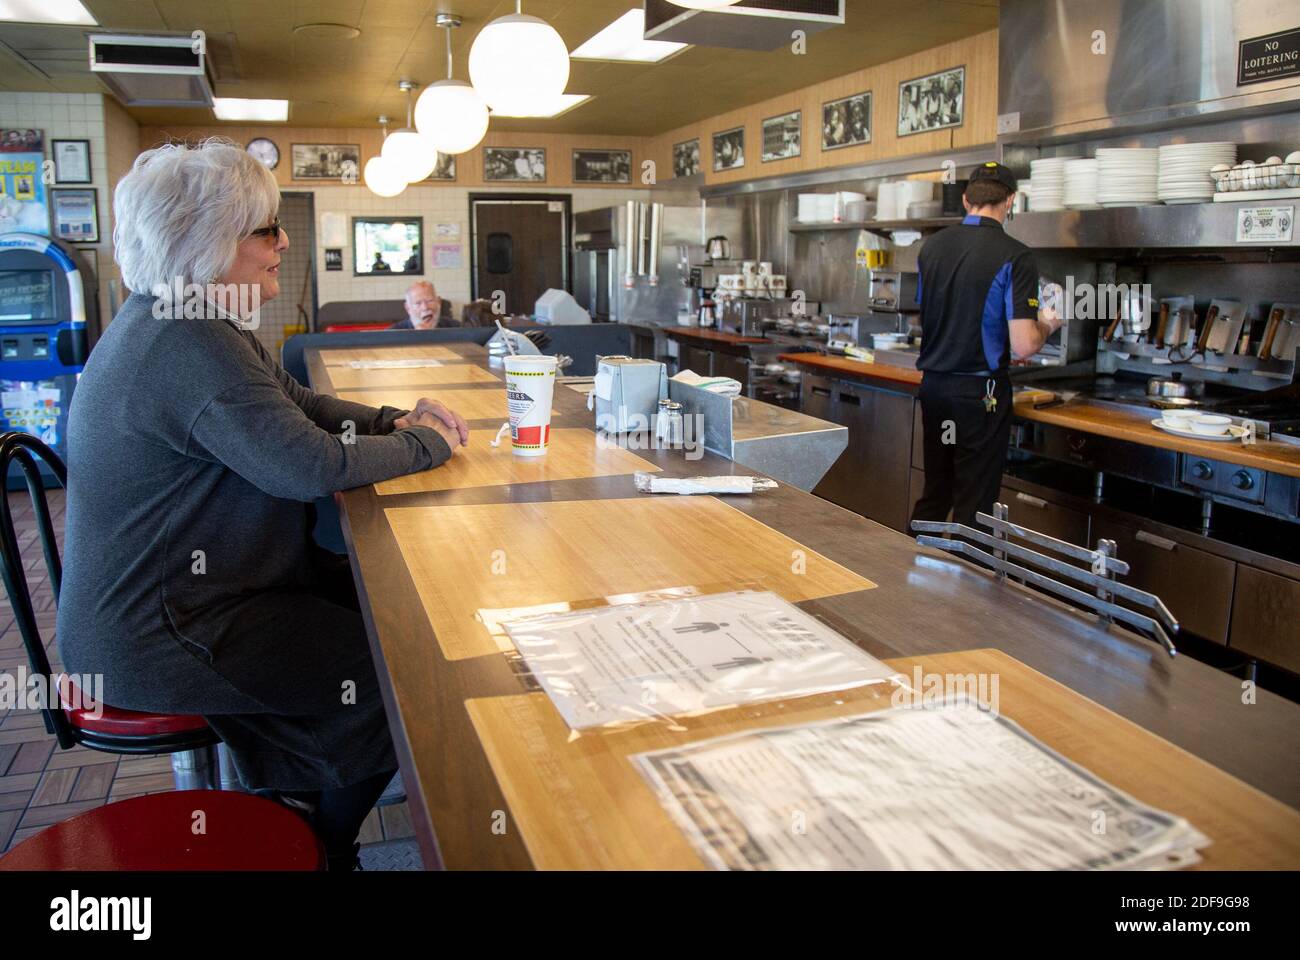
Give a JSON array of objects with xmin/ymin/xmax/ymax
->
[{"xmin": 0, "ymin": 232, "xmax": 97, "ymax": 469}]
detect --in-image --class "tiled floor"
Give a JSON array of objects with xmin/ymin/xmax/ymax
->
[{"xmin": 0, "ymin": 489, "xmax": 416, "ymax": 861}]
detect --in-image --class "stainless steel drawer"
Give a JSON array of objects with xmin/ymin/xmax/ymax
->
[
  {"xmin": 1092, "ymin": 518, "xmax": 1235, "ymax": 644},
  {"xmin": 999, "ymin": 488, "xmax": 1091, "ymax": 559},
  {"xmin": 1229, "ymin": 565, "xmax": 1300, "ymax": 673}
]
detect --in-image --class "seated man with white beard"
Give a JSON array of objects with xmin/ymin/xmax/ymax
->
[{"xmin": 390, "ymin": 280, "xmax": 459, "ymax": 329}]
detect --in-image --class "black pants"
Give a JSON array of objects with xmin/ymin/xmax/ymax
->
[{"xmin": 910, "ymin": 372, "xmax": 1013, "ymax": 531}]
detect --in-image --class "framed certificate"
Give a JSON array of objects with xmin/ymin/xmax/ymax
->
[
  {"xmin": 50, "ymin": 188, "xmax": 99, "ymax": 243},
  {"xmin": 51, "ymin": 139, "xmax": 92, "ymax": 184}
]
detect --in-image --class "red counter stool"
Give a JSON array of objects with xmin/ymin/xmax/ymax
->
[
  {"xmin": 0, "ymin": 790, "xmax": 324, "ymax": 870},
  {"xmin": 0, "ymin": 432, "xmax": 222, "ymax": 790}
]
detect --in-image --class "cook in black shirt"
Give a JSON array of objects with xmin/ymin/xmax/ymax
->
[{"xmin": 910, "ymin": 162, "xmax": 1061, "ymax": 530}]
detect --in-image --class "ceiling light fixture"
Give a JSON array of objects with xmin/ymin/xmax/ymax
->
[
  {"xmin": 571, "ymin": 8, "xmax": 686, "ymax": 63},
  {"xmin": 666, "ymin": 0, "xmax": 745, "ymax": 9},
  {"xmin": 212, "ymin": 98, "xmax": 289, "ymax": 122},
  {"xmin": 365, "ymin": 116, "xmax": 407, "ymax": 198},
  {"xmin": 469, "ymin": 1, "xmax": 570, "ymax": 117},
  {"xmin": 381, "ymin": 80, "xmax": 442, "ymax": 183},
  {"xmin": 0, "ymin": 0, "xmax": 95, "ymax": 24},
  {"xmin": 414, "ymin": 13, "xmax": 489, "ymax": 156}
]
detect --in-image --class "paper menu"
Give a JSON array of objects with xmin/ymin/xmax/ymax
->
[
  {"xmin": 632, "ymin": 700, "xmax": 1209, "ymax": 871},
  {"xmin": 503, "ymin": 590, "xmax": 900, "ymax": 730}
]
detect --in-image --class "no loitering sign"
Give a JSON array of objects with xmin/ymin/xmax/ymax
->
[{"xmin": 1238, "ymin": 26, "xmax": 1300, "ymax": 86}]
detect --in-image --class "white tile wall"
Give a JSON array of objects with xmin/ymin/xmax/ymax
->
[{"xmin": 0, "ymin": 92, "xmax": 116, "ymax": 325}]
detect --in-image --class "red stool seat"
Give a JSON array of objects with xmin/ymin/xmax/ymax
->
[
  {"xmin": 0, "ymin": 791, "xmax": 324, "ymax": 871},
  {"xmin": 60, "ymin": 678, "xmax": 209, "ymax": 738}
]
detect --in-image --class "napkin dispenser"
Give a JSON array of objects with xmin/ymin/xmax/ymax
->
[{"xmin": 589, "ymin": 356, "xmax": 668, "ymax": 434}]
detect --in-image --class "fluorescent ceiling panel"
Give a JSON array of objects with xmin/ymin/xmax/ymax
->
[
  {"xmin": 0, "ymin": 0, "xmax": 95, "ymax": 24},
  {"xmin": 491, "ymin": 94, "xmax": 592, "ymax": 119},
  {"xmin": 571, "ymin": 9, "xmax": 687, "ymax": 63},
  {"xmin": 213, "ymin": 98, "xmax": 290, "ymax": 121}
]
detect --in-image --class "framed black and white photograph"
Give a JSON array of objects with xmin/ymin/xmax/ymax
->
[
  {"xmin": 483, "ymin": 147, "xmax": 546, "ymax": 182},
  {"xmin": 50, "ymin": 187, "xmax": 98, "ymax": 243},
  {"xmin": 51, "ymin": 139, "xmax": 91, "ymax": 184},
  {"xmin": 897, "ymin": 66, "xmax": 964, "ymax": 137},
  {"xmin": 822, "ymin": 91, "xmax": 872, "ymax": 150},
  {"xmin": 761, "ymin": 110, "xmax": 801, "ymax": 163},
  {"xmin": 573, "ymin": 149, "xmax": 632, "ymax": 184},
  {"xmin": 290, "ymin": 143, "xmax": 361, "ymax": 180},
  {"xmin": 672, "ymin": 138, "xmax": 701, "ymax": 178},
  {"xmin": 424, "ymin": 152, "xmax": 456, "ymax": 182},
  {"xmin": 712, "ymin": 126, "xmax": 745, "ymax": 172}
]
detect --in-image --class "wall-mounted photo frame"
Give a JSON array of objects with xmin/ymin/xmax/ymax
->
[
  {"xmin": 897, "ymin": 65, "xmax": 964, "ymax": 137},
  {"xmin": 822, "ymin": 91, "xmax": 872, "ymax": 150},
  {"xmin": 291, "ymin": 143, "xmax": 361, "ymax": 181},
  {"xmin": 712, "ymin": 126, "xmax": 745, "ymax": 172},
  {"xmin": 573, "ymin": 149, "xmax": 632, "ymax": 184},
  {"xmin": 51, "ymin": 139, "xmax": 91, "ymax": 184},
  {"xmin": 672, "ymin": 138, "xmax": 701, "ymax": 178},
  {"xmin": 353, "ymin": 217, "xmax": 424, "ymax": 276},
  {"xmin": 761, "ymin": 110, "xmax": 801, "ymax": 163},
  {"xmin": 424, "ymin": 152, "xmax": 456, "ymax": 182},
  {"xmin": 50, "ymin": 187, "xmax": 99, "ymax": 243},
  {"xmin": 483, "ymin": 147, "xmax": 546, "ymax": 182}
]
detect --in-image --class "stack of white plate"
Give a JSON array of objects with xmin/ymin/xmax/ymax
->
[
  {"xmin": 1096, "ymin": 148, "xmax": 1160, "ymax": 206},
  {"xmin": 1157, "ymin": 142, "xmax": 1237, "ymax": 204},
  {"xmin": 1028, "ymin": 158, "xmax": 1067, "ymax": 211},
  {"xmin": 1063, "ymin": 158, "xmax": 1100, "ymax": 209}
]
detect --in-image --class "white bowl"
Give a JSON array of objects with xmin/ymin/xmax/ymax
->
[
  {"xmin": 1190, "ymin": 415, "xmax": 1232, "ymax": 436},
  {"xmin": 1161, "ymin": 409, "xmax": 1201, "ymax": 427}
]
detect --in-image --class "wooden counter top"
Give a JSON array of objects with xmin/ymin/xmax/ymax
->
[
  {"xmin": 668, "ymin": 327, "xmax": 770, "ymax": 346},
  {"xmin": 1014, "ymin": 397, "xmax": 1300, "ymax": 479},
  {"xmin": 779, "ymin": 351, "xmax": 924, "ymax": 388},
  {"xmin": 305, "ymin": 340, "xmax": 1300, "ymax": 870}
]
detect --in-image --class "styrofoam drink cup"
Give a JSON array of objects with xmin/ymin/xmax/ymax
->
[{"xmin": 496, "ymin": 355, "xmax": 557, "ymax": 456}]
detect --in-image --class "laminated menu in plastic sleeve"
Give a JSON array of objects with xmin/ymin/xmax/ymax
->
[{"xmin": 500, "ymin": 589, "xmax": 903, "ymax": 732}]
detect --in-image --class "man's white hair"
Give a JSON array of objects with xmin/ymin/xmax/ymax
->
[
  {"xmin": 113, "ymin": 138, "xmax": 280, "ymax": 294},
  {"xmin": 405, "ymin": 281, "xmax": 438, "ymax": 300}
]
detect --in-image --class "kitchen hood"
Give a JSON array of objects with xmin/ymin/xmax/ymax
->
[
  {"xmin": 88, "ymin": 34, "xmax": 215, "ymax": 108},
  {"xmin": 643, "ymin": 0, "xmax": 844, "ymax": 52},
  {"xmin": 998, "ymin": 0, "xmax": 1300, "ymax": 144}
]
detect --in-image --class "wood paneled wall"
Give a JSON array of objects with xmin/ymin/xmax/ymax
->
[
  {"xmin": 647, "ymin": 29, "xmax": 999, "ymax": 186},
  {"xmin": 136, "ymin": 29, "xmax": 998, "ymax": 194},
  {"xmin": 137, "ymin": 125, "xmax": 653, "ymax": 190}
]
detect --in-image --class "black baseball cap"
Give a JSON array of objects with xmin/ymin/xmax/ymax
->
[{"xmin": 966, "ymin": 161, "xmax": 1018, "ymax": 192}]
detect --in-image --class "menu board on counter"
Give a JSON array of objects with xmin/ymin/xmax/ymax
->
[{"xmin": 633, "ymin": 700, "xmax": 1210, "ymax": 871}]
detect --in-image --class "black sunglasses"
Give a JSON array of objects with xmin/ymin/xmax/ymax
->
[{"xmin": 248, "ymin": 218, "xmax": 283, "ymax": 241}]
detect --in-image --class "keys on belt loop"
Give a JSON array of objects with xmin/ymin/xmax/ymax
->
[{"xmin": 983, "ymin": 378, "xmax": 998, "ymax": 414}]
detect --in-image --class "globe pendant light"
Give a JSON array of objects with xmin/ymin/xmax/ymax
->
[
  {"xmin": 382, "ymin": 81, "xmax": 442, "ymax": 183},
  {"xmin": 364, "ymin": 116, "xmax": 407, "ymax": 198},
  {"xmin": 668, "ymin": 0, "xmax": 744, "ymax": 8},
  {"xmin": 415, "ymin": 13, "xmax": 489, "ymax": 156},
  {"xmin": 469, "ymin": 1, "xmax": 570, "ymax": 117}
]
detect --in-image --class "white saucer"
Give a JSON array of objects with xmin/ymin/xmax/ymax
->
[{"xmin": 1151, "ymin": 419, "xmax": 1249, "ymax": 442}]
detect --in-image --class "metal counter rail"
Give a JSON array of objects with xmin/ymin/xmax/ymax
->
[{"xmin": 914, "ymin": 505, "xmax": 1180, "ymax": 657}]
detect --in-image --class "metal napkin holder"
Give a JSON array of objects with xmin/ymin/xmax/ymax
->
[{"xmin": 912, "ymin": 504, "xmax": 1179, "ymax": 657}]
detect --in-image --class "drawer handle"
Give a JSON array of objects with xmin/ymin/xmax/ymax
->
[
  {"xmin": 811, "ymin": 386, "xmax": 831, "ymax": 397},
  {"xmin": 1136, "ymin": 530, "xmax": 1177, "ymax": 551},
  {"xmin": 1014, "ymin": 492, "xmax": 1047, "ymax": 508},
  {"xmin": 839, "ymin": 392, "xmax": 862, "ymax": 405}
]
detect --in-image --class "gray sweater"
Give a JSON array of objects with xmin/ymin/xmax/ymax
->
[{"xmin": 56, "ymin": 292, "xmax": 450, "ymax": 713}]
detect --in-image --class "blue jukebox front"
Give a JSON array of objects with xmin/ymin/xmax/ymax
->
[{"xmin": 0, "ymin": 232, "xmax": 97, "ymax": 466}]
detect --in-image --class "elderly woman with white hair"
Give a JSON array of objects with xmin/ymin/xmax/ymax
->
[{"xmin": 55, "ymin": 139, "xmax": 468, "ymax": 870}]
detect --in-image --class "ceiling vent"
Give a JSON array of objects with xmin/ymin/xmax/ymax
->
[
  {"xmin": 643, "ymin": 0, "xmax": 844, "ymax": 51},
  {"xmin": 88, "ymin": 34, "xmax": 215, "ymax": 107}
]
